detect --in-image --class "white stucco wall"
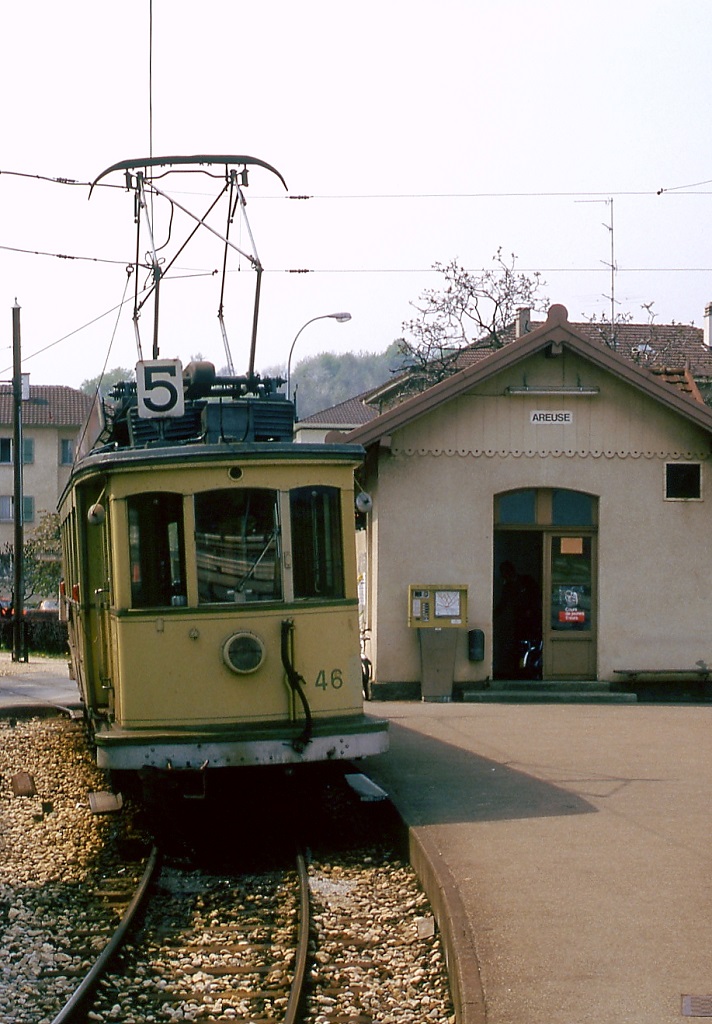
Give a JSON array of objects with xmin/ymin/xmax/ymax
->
[{"xmin": 365, "ymin": 347, "xmax": 712, "ymax": 684}]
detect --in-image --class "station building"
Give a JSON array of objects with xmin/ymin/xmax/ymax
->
[{"xmin": 331, "ymin": 304, "xmax": 712, "ymax": 697}]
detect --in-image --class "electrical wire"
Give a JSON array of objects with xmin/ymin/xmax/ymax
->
[
  {"xmin": 0, "ymin": 287, "xmax": 142, "ymax": 377},
  {"xmin": 2, "ymin": 235, "xmax": 711, "ymax": 278},
  {"xmin": 4, "ymin": 166, "xmax": 712, "ymax": 199},
  {"xmin": 72, "ymin": 270, "xmax": 134, "ymax": 464},
  {"xmin": 0, "ymin": 242, "xmax": 141, "ymax": 267}
]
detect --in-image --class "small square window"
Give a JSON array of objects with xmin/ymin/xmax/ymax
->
[{"xmin": 665, "ymin": 463, "xmax": 701, "ymax": 500}]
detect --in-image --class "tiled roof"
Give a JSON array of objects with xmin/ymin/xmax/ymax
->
[
  {"xmin": 455, "ymin": 320, "xmax": 712, "ymax": 378},
  {"xmin": 648, "ymin": 365, "xmax": 704, "ymax": 403},
  {"xmin": 299, "ymin": 392, "xmax": 380, "ymax": 426},
  {"xmin": 338, "ymin": 305, "xmax": 712, "ymax": 449},
  {"xmin": 300, "ymin": 317, "xmax": 712, "ymax": 428},
  {"xmin": 0, "ymin": 385, "xmax": 96, "ymax": 427}
]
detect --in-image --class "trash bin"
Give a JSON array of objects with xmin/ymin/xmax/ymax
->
[{"xmin": 468, "ymin": 628, "xmax": 485, "ymax": 662}]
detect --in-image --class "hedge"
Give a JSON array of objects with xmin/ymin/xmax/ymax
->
[{"xmin": 0, "ymin": 610, "xmax": 69, "ymax": 656}]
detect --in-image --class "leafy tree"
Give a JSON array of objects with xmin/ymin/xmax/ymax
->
[
  {"xmin": 80, "ymin": 366, "xmax": 134, "ymax": 398},
  {"xmin": 0, "ymin": 512, "xmax": 62, "ymax": 604},
  {"xmin": 397, "ymin": 250, "xmax": 547, "ymax": 392}
]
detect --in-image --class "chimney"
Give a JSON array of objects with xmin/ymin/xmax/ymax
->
[
  {"xmin": 705, "ymin": 303, "xmax": 712, "ymax": 348},
  {"xmin": 515, "ymin": 307, "xmax": 531, "ymax": 339}
]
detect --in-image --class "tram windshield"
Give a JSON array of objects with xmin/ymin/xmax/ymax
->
[
  {"xmin": 128, "ymin": 492, "xmax": 187, "ymax": 608},
  {"xmin": 290, "ymin": 486, "xmax": 344, "ymax": 599},
  {"xmin": 195, "ymin": 488, "xmax": 281, "ymax": 603}
]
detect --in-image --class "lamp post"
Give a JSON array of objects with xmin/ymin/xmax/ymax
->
[{"xmin": 286, "ymin": 312, "xmax": 352, "ymax": 402}]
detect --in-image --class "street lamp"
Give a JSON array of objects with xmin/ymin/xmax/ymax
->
[{"xmin": 287, "ymin": 312, "xmax": 352, "ymax": 402}]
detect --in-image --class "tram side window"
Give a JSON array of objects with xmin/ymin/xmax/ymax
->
[
  {"xmin": 128, "ymin": 493, "xmax": 187, "ymax": 608},
  {"xmin": 195, "ymin": 489, "xmax": 281, "ymax": 604},
  {"xmin": 290, "ymin": 486, "xmax": 344, "ymax": 599}
]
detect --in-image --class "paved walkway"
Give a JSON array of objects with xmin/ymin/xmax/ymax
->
[
  {"xmin": 367, "ymin": 700, "xmax": 712, "ymax": 1024},
  {"xmin": 0, "ymin": 651, "xmax": 78, "ymax": 710},
  {"xmin": 2, "ymin": 663, "xmax": 710, "ymax": 1023}
]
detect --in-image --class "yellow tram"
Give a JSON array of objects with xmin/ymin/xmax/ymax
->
[
  {"xmin": 59, "ymin": 361, "xmax": 388, "ymax": 770},
  {"xmin": 58, "ymin": 154, "xmax": 388, "ymax": 774}
]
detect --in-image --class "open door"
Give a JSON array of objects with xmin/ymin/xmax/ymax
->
[{"xmin": 493, "ymin": 531, "xmax": 543, "ymax": 680}]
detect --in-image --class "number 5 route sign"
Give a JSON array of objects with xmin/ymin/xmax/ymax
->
[{"xmin": 136, "ymin": 360, "xmax": 185, "ymax": 419}]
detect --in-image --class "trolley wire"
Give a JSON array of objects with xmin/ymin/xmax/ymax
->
[{"xmin": 3, "ymin": 163, "xmax": 712, "ymax": 198}]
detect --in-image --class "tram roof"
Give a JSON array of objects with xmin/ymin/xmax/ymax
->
[{"xmin": 64, "ymin": 440, "xmax": 365, "ymax": 485}]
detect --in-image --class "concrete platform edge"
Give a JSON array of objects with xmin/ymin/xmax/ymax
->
[{"xmin": 408, "ymin": 826, "xmax": 487, "ymax": 1024}]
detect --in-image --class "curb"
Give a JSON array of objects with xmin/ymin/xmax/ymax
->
[{"xmin": 407, "ymin": 826, "xmax": 487, "ymax": 1024}]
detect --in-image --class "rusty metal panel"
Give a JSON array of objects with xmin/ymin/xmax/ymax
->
[
  {"xmin": 11, "ymin": 771, "xmax": 36, "ymax": 797},
  {"xmin": 88, "ymin": 791, "xmax": 123, "ymax": 814}
]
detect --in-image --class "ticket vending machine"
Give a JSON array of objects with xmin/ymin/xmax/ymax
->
[{"xmin": 408, "ymin": 585, "xmax": 468, "ymax": 701}]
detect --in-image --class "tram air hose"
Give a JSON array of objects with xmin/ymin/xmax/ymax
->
[{"xmin": 280, "ymin": 619, "xmax": 313, "ymax": 752}]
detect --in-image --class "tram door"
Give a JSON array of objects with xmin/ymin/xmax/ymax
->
[
  {"xmin": 84, "ymin": 491, "xmax": 115, "ymax": 712},
  {"xmin": 493, "ymin": 489, "xmax": 598, "ymax": 681}
]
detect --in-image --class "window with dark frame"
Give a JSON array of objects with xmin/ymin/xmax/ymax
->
[
  {"xmin": 127, "ymin": 492, "xmax": 187, "ymax": 608},
  {"xmin": 290, "ymin": 485, "xmax": 345, "ymax": 599},
  {"xmin": 665, "ymin": 463, "xmax": 701, "ymax": 500}
]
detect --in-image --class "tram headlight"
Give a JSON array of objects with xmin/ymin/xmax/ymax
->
[{"xmin": 222, "ymin": 631, "xmax": 266, "ymax": 674}]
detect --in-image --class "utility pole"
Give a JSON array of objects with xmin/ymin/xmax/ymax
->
[{"xmin": 12, "ymin": 302, "xmax": 25, "ymax": 662}]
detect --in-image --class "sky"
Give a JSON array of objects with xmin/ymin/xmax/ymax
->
[{"xmin": 1, "ymin": 0, "xmax": 712, "ymax": 389}]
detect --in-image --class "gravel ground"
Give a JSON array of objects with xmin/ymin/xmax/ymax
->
[
  {"xmin": 0, "ymin": 715, "xmax": 456, "ymax": 1024},
  {"xmin": 0, "ymin": 715, "xmax": 143, "ymax": 1024}
]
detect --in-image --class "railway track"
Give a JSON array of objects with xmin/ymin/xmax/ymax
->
[
  {"xmin": 51, "ymin": 850, "xmax": 312, "ymax": 1023},
  {"xmin": 2, "ymin": 715, "xmax": 454, "ymax": 1024}
]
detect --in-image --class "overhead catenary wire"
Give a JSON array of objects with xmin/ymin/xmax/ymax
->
[
  {"xmin": 0, "ymin": 280, "xmax": 156, "ymax": 378},
  {"xmin": 72, "ymin": 268, "xmax": 135, "ymax": 464},
  {"xmin": 2, "ymin": 240, "xmax": 711, "ymax": 277},
  {"xmin": 4, "ymin": 165, "xmax": 712, "ymax": 198},
  {"xmin": 1, "ymin": 165, "xmax": 710, "ymax": 377}
]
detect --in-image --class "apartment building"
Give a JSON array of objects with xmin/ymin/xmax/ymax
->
[{"xmin": 0, "ymin": 383, "xmax": 97, "ymax": 545}]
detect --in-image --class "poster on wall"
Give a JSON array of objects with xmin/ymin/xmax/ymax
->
[{"xmin": 551, "ymin": 585, "xmax": 589, "ymax": 630}]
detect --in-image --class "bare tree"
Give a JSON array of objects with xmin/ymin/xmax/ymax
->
[{"xmin": 397, "ymin": 250, "xmax": 547, "ymax": 392}]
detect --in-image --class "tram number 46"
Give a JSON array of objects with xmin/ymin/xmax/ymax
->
[
  {"xmin": 136, "ymin": 359, "xmax": 185, "ymax": 419},
  {"xmin": 314, "ymin": 669, "xmax": 344, "ymax": 690}
]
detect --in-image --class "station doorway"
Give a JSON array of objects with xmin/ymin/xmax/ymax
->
[{"xmin": 493, "ymin": 489, "xmax": 597, "ymax": 680}]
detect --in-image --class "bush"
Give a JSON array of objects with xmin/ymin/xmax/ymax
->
[{"xmin": 0, "ymin": 610, "xmax": 68, "ymax": 656}]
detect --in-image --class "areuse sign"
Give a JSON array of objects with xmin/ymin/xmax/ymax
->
[{"xmin": 530, "ymin": 410, "xmax": 573, "ymax": 424}]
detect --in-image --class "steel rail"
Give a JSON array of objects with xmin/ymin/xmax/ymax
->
[
  {"xmin": 284, "ymin": 849, "xmax": 311, "ymax": 1024},
  {"xmin": 49, "ymin": 845, "xmax": 160, "ymax": 1024}
]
